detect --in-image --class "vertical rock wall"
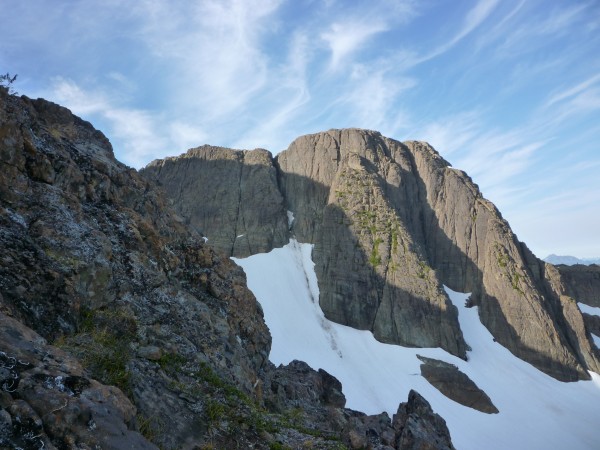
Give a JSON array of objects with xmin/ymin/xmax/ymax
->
[{"xmin": 143, "ymin": 146, "xmax": 289, "ymax": 257}]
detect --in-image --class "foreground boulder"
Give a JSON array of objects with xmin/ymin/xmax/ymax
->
[{"xmin": 0, "ymin": 314, "xmax": 156, "ymax": 449}]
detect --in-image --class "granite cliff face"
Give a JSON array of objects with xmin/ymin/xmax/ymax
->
[
  {"xmin": 143, "ymin": 128, "xmax": 600, "ymax": 382},
  {"xmin": 555, "ymin": 264, "xmax": 600, "ymax": 308},
  {"xmin": 145, "ymin": 146, "xmax": 289, "ymax": 257},
  {"xmin": 0, "ymin": 89, "xmax": 456, "ymax": 448}
]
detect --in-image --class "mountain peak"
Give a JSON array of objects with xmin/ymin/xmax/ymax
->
[{"xmin": 143, "ymin": 128, "xmax": 600, "ymax": 381}]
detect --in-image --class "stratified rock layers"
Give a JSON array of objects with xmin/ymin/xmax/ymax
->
[{"xmin": 143, "ymin": 128, "xmax": 600, "ymax": 381}]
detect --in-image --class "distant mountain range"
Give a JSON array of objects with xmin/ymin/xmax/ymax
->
[{"xmin": 544, "ymin": 254, "xmax": 600, "ymax": 265}]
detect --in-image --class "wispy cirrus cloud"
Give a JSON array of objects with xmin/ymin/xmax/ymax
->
[
  {"xmin": 339, "ymin": 63, "xmax": 416, "ymax": 134},
  {"xmin": 319, "ymin": 0, "xmax": 418, "ymax": 70},
  {"xmin": 546, "ymin": 73, "xmax": 600, "ymax": 107},
  {"xmin": 478, "ymin": 1, "xmax": 590, "ymax": 57},
  {"xmin": 321, "ymin": 21, "xmax": 389, "ymax": 70},
  {"xmin": 132, "ymin": 0, "xmax": 282, "ymax": 121},
  {"xmin": 232, "ymin": 31, "xmax": 312, "ymax": 150},
  {"xmin": 416, "ymin": 0, "xmax": 500, "ymax": 63},
  {"xmin": 414, "ymin": 110, "xmax": 545, "ymax": 207},
  {"xmin": 47, "ymin": 77, "xmax": 205, "ymax": 167}
]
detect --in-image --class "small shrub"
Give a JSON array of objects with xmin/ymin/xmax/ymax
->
[
  {"xmin": 0, "ymin": 72, "xmax": 18, "ymax": 95},
  {"xmin": 205, "ymin": 399, "xmax": 226, "ymax": 423}
]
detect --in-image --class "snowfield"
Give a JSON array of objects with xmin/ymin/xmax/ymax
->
[{"xmin": 233, "ymin": 240, "xmax": 600, "ymax": 450}]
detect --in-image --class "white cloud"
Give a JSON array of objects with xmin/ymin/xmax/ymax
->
[
  {"xmin": 132, "ymin": 0, "xmax": 282, "ymax": 120},
  {"xmin": 103, "ymin": 108, "xmax": 168, "ymax": 167},
  {"xmin": 50, "ymin": 77, "xmax": 109, "ymax": 115},
  {"xmin": 483, "ymin": 2, "xmax": 589, "ymax": 57},
  {"xmin": 321, "ymin": 21, "xmax": 388, "ymax": 70},
  {"xmin": 340, "ymin": 64, "xmax": 416, "ymax": 133},
  {"xmin": 231, "ymin": 31, "xmax": 312, "ymax": 151},
  {"xmin": 414, "ymin": 111, "xmax": 546, "ymax": 214},
  {"xmin": 168, "ymin": 122, "xmax": 208, "ymax": 154},
  {"xmin": 546, "ymin": 73, "xmax": 600, "ymax": 106},
  {"xmin": 318, "ymin": 0, "xmax": 419, "ymax": 70},
  {"xmin": 46, "ymin": 77, "xmax": 171, "ymax": 168},
  {"xmin": 418, "ymin": 0, "xmax": 499, "ymax": 62},
  {"xmin": 417, "ymin": 112, "xmax": 480, "ymax": 157}
]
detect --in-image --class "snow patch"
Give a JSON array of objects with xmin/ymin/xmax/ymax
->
[
  {"xmin": 233, "ymin": 240, "xmax": 600, "ymax": 450},
  {"xmin": 286, "ymin": 210, "xmax": 295, "ymax": 229},
  {"xmin": 578, "ymin": 302, "xmax": 600, "ymax": 317}
]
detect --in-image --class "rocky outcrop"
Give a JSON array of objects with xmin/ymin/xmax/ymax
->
[
  {"xmin": 417, "ymin": 356, "xmax": 498, "ymax": 414},
  {"xmin": 554, "ymin": 264, "xmax": 600, "ymax": 307},
  {"xmin": 341, "ymin": 389, "xmax": 455, "ymax": 450},
  {"xmin": 541, "ymin": 264, "xmax": 600, "ymax": 374},
  {"xmin": 0, "ymin": 314, "xmax": 156, "ymax": 449},
  {"xmin": 145, "ymin": 127, "xmax": 600, "ymax": 382},
  {"xmin": 404, "ymin": 140, "xmax": 596, "ymax": 381},
  {"xmin": 0, "ymin": 88, "xmax": 273, "ymax": 448},
  {"xmin": 393, "ymin": 390, "xmax": 455, "ymax": 450},
  {"xmin": 1, "ymin": 89, "xmax": 455, "ymax": 448},
  {"xmin": 277, "ymin": 130, "xmax": 598, "ymax": 380},
  {"xmin": 277, "ymin": 131, "xmax": 468, "ymax": 358},
  {"xmin": 143, "ymin": 145, "xmax": 289, "ymax": 257}
]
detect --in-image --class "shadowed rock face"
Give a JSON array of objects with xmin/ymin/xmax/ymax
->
[
  {"xmin": 555, "ymin": 264, "xmax": 600, "ymax": 308},
  {"xmin": 144, "ymin": 128, "xmax": 600, "ymax": 382},
  {"xmin": 341, "ymin": 389, "xmax": 455, "ymax": 450},
  {"xmin": 144, "ymin": 146, "xmax": 289, "ymax": 257}
]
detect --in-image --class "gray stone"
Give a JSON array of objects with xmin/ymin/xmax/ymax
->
[
  {"xmin": 141, "ymin": 146, "xmax": 289, "ymax": 257},
  {"xmin": 393, "ymin": 390, "xmax": 455, "ymax": 450},
  {"xmin": 554, "ymin": 263, "xmax": 600, "ymax": 307},
  {"xmin": 138, "ymin": 345, "xmax": 163, "ymax": 361},
  {"xmin": 417, "ymin": 355, "xmax": 498, "ymax": 414}
]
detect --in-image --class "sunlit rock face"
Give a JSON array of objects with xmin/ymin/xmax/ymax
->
[{"xmin": 146, "ymin": 127, "xmax": 600, "ymax": 381}]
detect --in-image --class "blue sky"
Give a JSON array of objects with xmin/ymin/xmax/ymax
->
[{"xmin": 2, "ymin": 0, "xmax": 600, "ymax": 258}]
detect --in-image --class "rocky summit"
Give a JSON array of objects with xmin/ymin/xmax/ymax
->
[
  {"xmin": 144, "ymin": 128, "xmax": 600, "ymax": 383},
  {"xmin": 0, "ymin": 88, "xmax": 458, "ymax": 447}
]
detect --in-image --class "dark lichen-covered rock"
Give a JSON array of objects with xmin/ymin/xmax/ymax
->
[
  {"xmin": 0, "ymin": 313, "xmax": 156, "ymax": 449},
  {"xmin": 0, "ymin": 90, "xmax": 270, "ymax": 448},
  {"xmin": 265, "ymin": 359, "xmax": 346, "ymax": 417},
  {"xmin": 393, "ymin": 390, "xmax": 455, "ymax": 450}
]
